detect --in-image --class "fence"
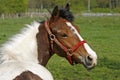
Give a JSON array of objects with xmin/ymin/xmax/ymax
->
[
  {"xmin": 1, "ymin": 12, "xmax": 120, "ymax": 19},
  {"xmin": 81, "ymin": 13, "xmax": 120, "ymax": 16},
  {"xmin": 0, "ymin": 12, "xmax": 49, "ymax": 19}
]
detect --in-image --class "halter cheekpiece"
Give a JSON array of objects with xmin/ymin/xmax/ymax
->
[{"xmin": 44, "ymin": 20, "xmax": 86, "ymax": 65}]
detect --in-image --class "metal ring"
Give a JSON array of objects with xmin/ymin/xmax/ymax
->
[{"xmin": 50, "ymin": 34, "xmax": 55, "ymax": 40}]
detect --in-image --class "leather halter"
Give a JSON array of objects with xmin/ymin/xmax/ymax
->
[{"xmin": 44, "ymin": 20, "xmax": 86, "ymax": 65}]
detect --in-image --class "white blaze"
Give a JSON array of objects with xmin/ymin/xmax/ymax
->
[{"xmin": 66, "ymin": 22, "xmax": 97, "ymax": 60}]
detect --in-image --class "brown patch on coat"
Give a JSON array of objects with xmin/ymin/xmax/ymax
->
[
  {"xmin": 13, "ymin": 71, "xmax": 42, "ymax": 80},
  {"xmin": 36, "ymin": 24, "xmax": 53, "ymax": 66}
]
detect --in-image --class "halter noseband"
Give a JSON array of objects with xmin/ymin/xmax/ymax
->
[{"xmin": 44, "ymin": 20, "xmax": 86, "ymax": 65}]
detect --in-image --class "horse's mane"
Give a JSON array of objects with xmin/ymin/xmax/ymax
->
[
  {"xmin": 0, "ymin": 21, "xmax": 40, "ymax": 63},
  {"xmin": 59, "ymin": 8, "xmax": 74, "ymax": 22}
]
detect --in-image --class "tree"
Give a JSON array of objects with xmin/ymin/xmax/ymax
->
[
  {"xmin": 0, "ymin": 0, "xmax": 28, "ymax": 14},
  {"xmin": 96, "ymin": 0, "xmax": 109, "ymax": 8}
]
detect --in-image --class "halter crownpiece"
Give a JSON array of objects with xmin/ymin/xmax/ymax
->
[{"xmin": 44, "ymin": 20, "xmax": 86, "ymax": 65}]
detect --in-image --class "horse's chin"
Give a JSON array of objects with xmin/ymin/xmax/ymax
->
[
  {"xmin": 72, "ymin": 56, "xmax": 96, "ymax": 70},
  {"xmin": 71, "ymin": 56, "xmax": 82, "ymax": 65},
  {"xmin": 73, "ymin": 61, "xmax": 95, "ymax": 70},
  {"xmin": 81, "ymin": 60, "xmax": 96, "ymax": 70},
  {"xmin": 72, "ymin": 61, "xmax": 82, "ymax": 65}
]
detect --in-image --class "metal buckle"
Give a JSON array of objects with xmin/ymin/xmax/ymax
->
[{"xmin": 67, "ymin": 48, "xmax": 73, "ymax": 56}]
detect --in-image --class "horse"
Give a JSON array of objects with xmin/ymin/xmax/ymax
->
[{"xmin": 0, "ymin": 3, "xmax": 97, "ymax": 80}]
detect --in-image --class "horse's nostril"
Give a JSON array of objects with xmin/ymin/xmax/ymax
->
[{"xmin": 87, "ymin": 55, "xmax": 93, "ymax": 61}]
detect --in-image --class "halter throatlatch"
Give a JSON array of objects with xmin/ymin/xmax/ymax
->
[{"xmin": 45, "ymin": 20, "xmax": 86, "ymax": 65}]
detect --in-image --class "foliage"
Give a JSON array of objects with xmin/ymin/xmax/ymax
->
[
  {"xmin": 96, "ymin": 0, "xmax": 109, "ymax": 8},
  {"xmin": 0, "ymin": 0, "xmax": 28, "ymax": 14},
  {"xmin": 51, "ymin": 0, "xmax": 120, "ymax": 13},
  {"xmin": 0, "ymin": 0, "xmax": 120, "ymax": 13},
  {"xmin": 92, "ymin": 8, "xmax": 110, "ymax": 13},
  {"xmin": 112, "ymin": 8, "xmax": 120, "ymax": 13}
]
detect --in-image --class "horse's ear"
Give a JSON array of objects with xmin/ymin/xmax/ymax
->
[
  {"xmin": 65, "ymin": 3, "xmax": 70, "ymax": 11},
  {"xmin": 52, "ymin": 5, "xmax": 59, "ymax": 18}
]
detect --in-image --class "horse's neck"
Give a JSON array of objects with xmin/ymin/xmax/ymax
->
[{"xmin": 36, "ymin": 23, "xmax": 53, "ymax": 66}]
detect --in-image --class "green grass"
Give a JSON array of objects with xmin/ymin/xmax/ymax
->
[{"xmin": 0, "ymin": 16, "xmax": 120, "ymax": 80}]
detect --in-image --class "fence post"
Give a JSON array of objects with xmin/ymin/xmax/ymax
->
[
  {"xmin": 109, "ymin": 0, "xmax": 112, "ymax": 12},
  {"xmin": 1, "ymin": 14, "xmax": 5, "ymax": 20},
  {"xmin": 88, "ymin": 0, "xmax": 91, "ymax": 12}
]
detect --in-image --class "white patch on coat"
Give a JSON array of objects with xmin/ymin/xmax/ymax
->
[
  {"xmin": 0, "ymin": 61, "xmax": 53, "ymax": 80},
  {"xmin": 0, "ymin": 21, "xmax": 40, "ymax": 63},
  {"xmin": 66, "ymin": 22, "xmax": 97, "ymax": 61}
]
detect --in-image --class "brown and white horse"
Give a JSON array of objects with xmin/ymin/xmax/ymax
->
[{"xmin": 0, "ymin": 4, "xmax": 97, "ymax": 80}]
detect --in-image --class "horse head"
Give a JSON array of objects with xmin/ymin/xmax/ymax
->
[{"xmin": 45, "ymin": 3, "xmax": 97, "ymax": 69}]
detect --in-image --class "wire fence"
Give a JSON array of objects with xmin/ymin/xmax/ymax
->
[{"xmin": 1, "ymin": 12, "xmax": 120, "ymax": 19}]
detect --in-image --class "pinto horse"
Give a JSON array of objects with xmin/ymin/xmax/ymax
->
[{"xmin": 0, "ymin": 4, "xmax": 97, "ymax": 80}]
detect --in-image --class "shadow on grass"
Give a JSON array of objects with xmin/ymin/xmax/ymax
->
[{"xmin": 99, "ymin": 56, "xmax": 120, "ymax": 70}]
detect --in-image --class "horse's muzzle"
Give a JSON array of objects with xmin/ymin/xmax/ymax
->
[{"xmin": 83, "ymin": 55, "xmax": 97, "ymax": 70}]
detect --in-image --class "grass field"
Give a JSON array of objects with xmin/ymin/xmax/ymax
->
[{"xmin": 0, "ymin": 16, "xmax": 120, "ymax": 80}]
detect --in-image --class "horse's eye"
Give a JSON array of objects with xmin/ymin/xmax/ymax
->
[{"xmin": 61, "ymin": 33, "xmax": 68, "ymax": 38}]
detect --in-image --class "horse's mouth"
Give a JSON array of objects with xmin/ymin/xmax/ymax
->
[
  {"xmin": 72, "ymin": 57, "xmax": 96, "ymax": 70},
  {"xmin": 72, "ymin": 61, "xmax": 95, "ymax": 70},
  {"xmin": 82, "ymin": 62, "xmax": 95, "ymax": 70},
  {"xmin": 81, "ymin": 58, "xmax": 97, "ymax": 70}
]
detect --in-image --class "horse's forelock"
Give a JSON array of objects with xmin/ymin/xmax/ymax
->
[{"xmin": 59, "ymin": 8, "xmax": 74, "ymax": 22}]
